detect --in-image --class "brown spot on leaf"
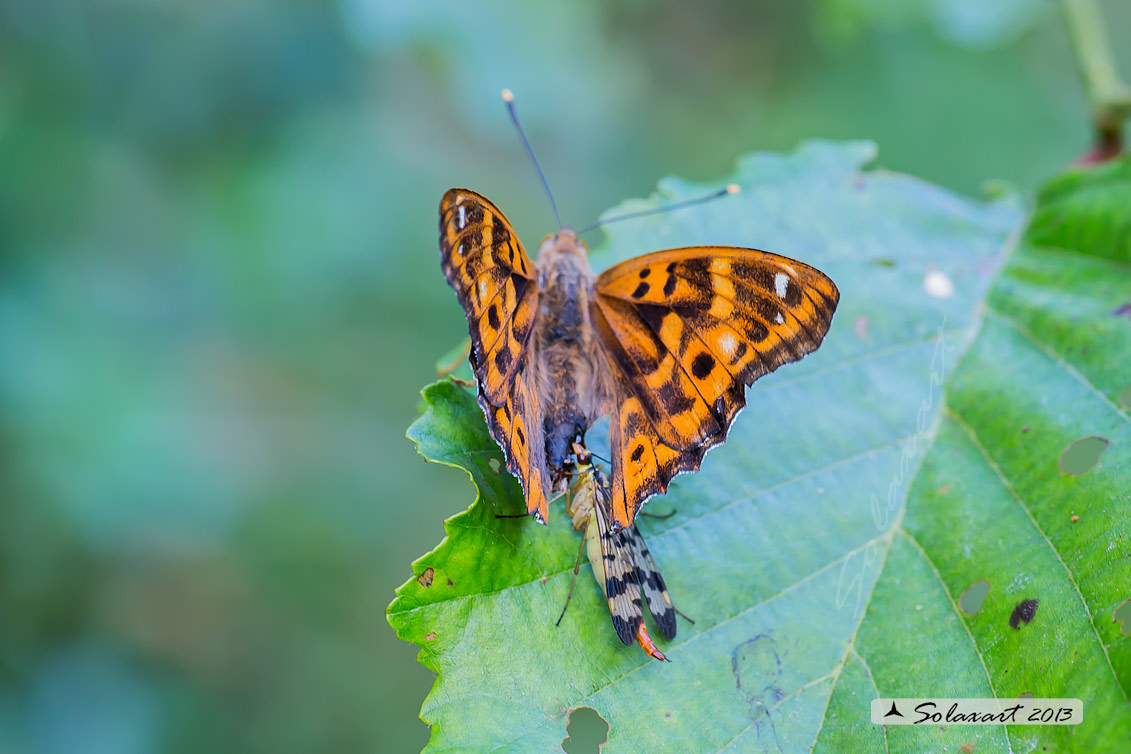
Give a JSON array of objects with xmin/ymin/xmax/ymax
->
[
  {"xmin": 424, "ymin": 632, "xmax": 436, "ymax": 641},
  {"xmin": 1071, "ymin": 515, "xmax": 1079, "ymax": 523},
  {"xmin": 417, "ymin": 567, "xmax": 434, "ymax": 588},
  {"xmin": 1113, "ymin": 301, "xmax": 1131, "ymax": 319},
  {"xmin": 937, "ymin": 484, "xmax": 952, "ymax": 495},
  {"xmin": 1009, "ymin": 598, "xmax": 1039, "ymax": 629},
  {"xmin": 960, "ymin": 743, "xmax": 976, "ymax": 754}
]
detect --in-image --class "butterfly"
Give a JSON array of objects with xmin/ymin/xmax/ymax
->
[
  {"xmin": 438, "ymin": 188, "xmax": 839, "ymax": 531},
  {"xmin": 562, "ymin": 463, "xmax": 675, "ymax": 661}
]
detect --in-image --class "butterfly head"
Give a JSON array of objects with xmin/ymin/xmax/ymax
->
[{"xmin": 538, "ymin": 227, "xmax": 589, "ymax": 261}]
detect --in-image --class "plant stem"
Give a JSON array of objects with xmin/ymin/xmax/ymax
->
[{"xmin": 1061, "ymin": 0, "xmax": 1131, "ymax": 156}]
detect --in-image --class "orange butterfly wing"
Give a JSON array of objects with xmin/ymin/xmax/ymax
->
[
  {"xmin": 439, "ymin": 189, "xmax": 550, "ymax": 521},
  {"xmin": 440, "ymin": 189, "xmax": 538, "ymax": 404},
  {"xmin": 592, "ymin": 247, "xmax": 840, "ymax": 528}
]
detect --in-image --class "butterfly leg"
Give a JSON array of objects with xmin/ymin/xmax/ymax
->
[{"xmin": 637, "ymin": 509, "xmax": 677, "ymax": 520}]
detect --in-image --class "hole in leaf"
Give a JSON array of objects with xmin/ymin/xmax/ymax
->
[
  {"xmin": 1121, "ymin": 386, "xmax": 1131, "ymax": 411},
  {"xmin": 488, "ymin": 457, "xmax": 502, "ymax": 474},
  {"xmin": 959, "ymin": 579, "xmax": 992, "ymax": 616},
  {"xmin": 1114, "ymin": 599, "xmax": 1131, "ymax": 637},
  {"xmin": 417, "ymin": 567, "xmax": 434, "ymax": 588},
  {"xmin": 1058, "ymin": 436, "xmax": 1109, "ymax": 476},
  {"xmin": 1018, "ymin": 691, "xmax": 1034, "ymax": 699},
  {"xmin": 1009, "ymin": 598, "xmax": 1039, "ymax": 630},
  {"xmin": 561, "ymin": 706, "xmax": 609, "ymax": 754}
]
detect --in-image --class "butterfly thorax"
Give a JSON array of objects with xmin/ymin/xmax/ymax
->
[{"xmin": 533, "ymin": 230, "xmax": 611, "ymax": 486}]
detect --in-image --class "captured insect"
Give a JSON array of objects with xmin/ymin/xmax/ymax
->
[{"xmin": 559, "ymin": 447, "xmax": 682, "ymax": 661}]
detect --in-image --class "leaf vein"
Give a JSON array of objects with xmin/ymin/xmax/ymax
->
[{"xmin": 947, "ymin": 408, "xmax": 1129, "ymax": 705}]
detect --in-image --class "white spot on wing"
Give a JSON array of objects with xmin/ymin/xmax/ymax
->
[
  {"xmin": 775, "ymin": 312, "xmax": 784, "ymax": 324},
  {"xmin": 774, "ymin": 273, "xmax": 789, "ymax": 298},
  {"xmin": 718, "ymin": 332, "xmax": 737, "ymax": 358},
  {"xmin": 458, "ymin": 205, "xmax": 467, "ymax": 229}
]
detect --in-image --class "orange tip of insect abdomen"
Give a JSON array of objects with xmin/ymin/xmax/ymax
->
[
  {"xmin": 636, "ymin": 622, "xmax": 670, "ymax": 662},
  {"xmin": 501, "ymin": 88, "xmax": 514, "ymax": 103},
  {"xmin": 725, "ymin": 183, "xmax": 741, "ymax": 194}
]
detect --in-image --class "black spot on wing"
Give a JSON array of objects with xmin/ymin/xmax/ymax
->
[
  {"xmin": 691, "ymin": 352, "xmax": 715, "ymax": 380},
  {"xmin": 494, "ymin": 346, "xmax": 512, "ymax": 373},
  {"xmin": 492, "ymin": 215, "xmax": 509, "ymax": 243},
  {"xmin": 784, "ymin": 278, "xmax": 802, "ymax": 306},
  {"xmin": 655, "ymin": 374, "xmax": 696, "ymax": 414}
]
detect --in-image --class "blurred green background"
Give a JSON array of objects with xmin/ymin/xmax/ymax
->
[{"xmin": 1, "ymin": 1, "xmax": 1127, "ymax": 752}]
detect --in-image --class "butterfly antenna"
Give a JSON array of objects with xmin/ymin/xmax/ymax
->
[
  {"xmin": 577, "ymin": 183, "xmax": 740, "ymax": 235},
  {"xmin": 502, "ymin": 89, "xmax": 564, "ymax": 229}
]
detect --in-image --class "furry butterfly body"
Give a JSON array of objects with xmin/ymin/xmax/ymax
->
[{"xmin": 440, "ymin": 188, "xmax": 839, "ymax": 530}]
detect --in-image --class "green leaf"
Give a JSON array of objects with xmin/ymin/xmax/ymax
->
[
  {"xmin": 1025, "ymin": 156, "xmax": 1131, "ymax": 264},
  {"xmin": 389, "ymin": 142, "xmax": 1131, "ymax": 752}
]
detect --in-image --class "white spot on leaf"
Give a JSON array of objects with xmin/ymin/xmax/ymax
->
[{"xmin": 924, "ymin": 269, "xmax": 954, "ymax": 299}]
